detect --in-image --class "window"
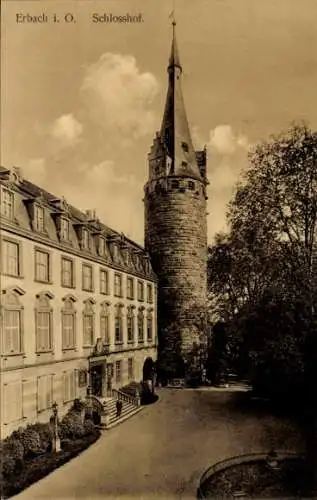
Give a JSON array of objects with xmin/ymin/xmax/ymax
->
[
  {"xmin": 147, "ymin": 284, "xmax": 153, "ymax": 303},
  {"xmin": 1, "ymin": 188, "xmax": 14, "ymax": 218},
  {"xmin": 138, "ymin": 309, "xmax": 144, "ymax": 343},
  {"xmin": 135, "ymin": 254, "xmax": 141, "ymax": 271},
  {"xmin": 34, "ymin": 205, "xmax": 45, "ymax": 232},
  {"xmin": 99, "ymin": 236, "xmax": 106, "ymax": 257},
  {"xmin": 181, "ymin": 141, "xmax": 189, "ymax": 153},
  {"xmin": 137, "ymin": 280, "xmax": 144, "ymax": 301},
  {"xmin": 60, "ymin": 218, "xmax": 70, "ymax": 241},
  {"xmin": 127, "ymin": 307, "xmax": 135, "ymax": 343},
  {"xmin": 112, "ymin": 244, "xmax": 119, "ymax": 261},
  {"xmin": 35, "ymin": 294, "xmax": 53, "ymax": 352},
  {"xmin": 115, "ymin": 360, "xmax": 122, "ymax": 383},
  {"xmin": 83, "ymin": 299, "xmax": 95, "ymax": 346},
  {"xmin": 3, "ymin": 381, "xmax": 22, "ymax": 424},
  {"xmin": 114, "ymin": 304, "xmax": 123, "ymax": 343},
  {"xmin": 127, "ymin": 277, "xmax": 134, "ymax": 299},
  {"xmin": 2, "ymin": 288, "xmax": 24, "ymax": 354},
  {"xmin": 61, "ymin": 297, "xmax": 76, "ymax": 349},
  {"xmin": 128, "ymin": 358, "xmax": 134, "ymax": 380},
  {"xmin": 63, "ymin": 371, "xmax": 76, "ymax": 403},
  {"xmin": 35, "ymin": 249, "xmax": 50, "ymax": 283},
  {"xmin": 37, "ymin": 375, "xmax": 53, "ymax": 412},
  {"xmin": 61, "ymin": 257, "xmax": 74, "ymax": 288},
  {"xmin": 100, "ymin": 302, "xmax": 110, "ymax": 344},
  {"xmin": 81, "ymin": 229, "xmax": 90, "ymax": 250},
  {"xmin": 188, "ymin": 181, "xmax": 195, "ymax": 191},
  {"xmin": 82, "ymin": 264, "xmax": 93, "ymax": 291},
  {"xmin": 100, "ymin": 269, "xmax": 109, "ymax": 294},
  {"xmin": 114, "ymin": 273, "xmax": 122, "ymax": 297},
  {"xmin": 2, "ymin": 239, "xmax": 21, "ymax": 277},
  {"xmin": 171, "ymin": 179, "xmax": 179, "ymax": 189},
  {"xmin": 147, "ymin": 311, "xmax": 153, "ymax": 342}
]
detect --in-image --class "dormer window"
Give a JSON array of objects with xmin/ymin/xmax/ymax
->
[
  {"xmin": 34, "ymin": 205, "xmax": 45, "ymax": 232},
  {"xmin": 112, "ymin": 243, "xmax": 119, "ymax": 261},
  {"xmin": 1, "ymin": 188, "xmax": 14, "ymax": 219},
  {"xmin": 99, "ymin": 236, "xmax": 106, "ymax": 256},
  {"xmin": 81, "ymin": 229, "xmax": 90, "ymax": 250},
  {"xmin": 60, "ymin": 218, "xmax": 70, "ymax": 241}
]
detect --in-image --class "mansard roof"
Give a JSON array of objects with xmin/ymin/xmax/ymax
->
[{"xmin": 0, "ymin": 166, "xmax": 155, "ymax": 281}]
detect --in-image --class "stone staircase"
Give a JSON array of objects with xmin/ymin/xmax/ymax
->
[
  {"xmin": 104, "ymin": 396, "xmax": 142, "ymax": 429},
  {"xmin": 86, "ymin": 390, "xmax": 142, "ymax": 430}
]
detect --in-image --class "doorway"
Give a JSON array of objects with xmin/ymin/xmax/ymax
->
[
  {"xmin": 90, "ymin": 365, "xmax": 103, "ymax": 397},
  {"xmin": 106, "ymin": 363, "xmax": 113, "ymax": 396}
]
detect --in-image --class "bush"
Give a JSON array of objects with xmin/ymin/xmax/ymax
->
[
  {"xmin": 72, "ymin": 398, "xmax": 86, "ymax": 413},
  {"xmin": 83, "ymin": 419, "xmax": 95, "ymax": 436},
  {"xmin": 2, "ymin": 437, "xmax": 25, "ymax": 477},
  {"xmin": 0, "ymin": 415, "xmax": 100, "ymax": 499},
  {"xmin": 31, "ymin": 422, "xmax": 54, "ymax": 452},
  {"xmin": 16, "ymin": 426, "xmax": 44, "ymax": 458},
  {"xmin": 2, "ymin": 431, "xmax": 101, "ymax": 498},
  {"xmin": 59, "ymin": 410, "xmax": 85, "ymax": 440}
]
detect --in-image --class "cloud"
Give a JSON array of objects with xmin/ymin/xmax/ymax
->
[
  {"xmin": 81, "ymin": 53, "xmax": 159, "ymax": 140},
  {"xmin": 206, "ymin": 125, "xmax": 250, "ymax": 241},
  {"xmin": 50, "ymin": 114, "xmax": 83, "ymax": 146},
  {"xmin": 23, "ymin": 158, "xmax": 47, "ymax": 185},
  {"xmin": 65, "ymin": 161, "xmax": 144, "ymax": 243},
  {"xmin": 209, "ymin": 125, "xmax": 249, "ymax": 155}
]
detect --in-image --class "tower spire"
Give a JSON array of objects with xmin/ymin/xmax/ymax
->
[
  {"xmin": 160, "ymin": 19, "xmax": 202, "ymax": 180},
  {"xmin": 168, "ymin": 14, "xmax": 181, "ymax": 70}
]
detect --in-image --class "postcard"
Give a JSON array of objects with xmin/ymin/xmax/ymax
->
[{"xmin": 1, "ymin": 1, "xmax": 317, "ymax": 499}]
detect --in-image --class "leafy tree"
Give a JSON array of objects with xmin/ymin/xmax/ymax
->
[
  {"xmin": 206, "ymin": 321, "xmax": 229, "ymax": 385},
  {"xmin": 208, "ymin": 123, "xmax": 317, "ymax": 491}
]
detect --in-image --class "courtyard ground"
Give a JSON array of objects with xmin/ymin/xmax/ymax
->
[{"xmin": 13, "ymin": 387, "xmax": 303, "ymax": 500}]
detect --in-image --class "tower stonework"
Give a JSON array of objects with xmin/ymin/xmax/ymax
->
[{"xmin": 144, "ymin": 23, "xmax": 208, "ymax": 378}]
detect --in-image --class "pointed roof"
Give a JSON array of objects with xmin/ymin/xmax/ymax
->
[
  {"xmin": 160, "ymin": 21, "xmax": 202, "ymax": 180},
  {"xmin": 168, "ymin": 21, "xmax": 181, "ymax": 70}
]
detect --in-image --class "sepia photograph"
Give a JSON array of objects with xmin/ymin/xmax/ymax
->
[{"xmin": 1, "ymin": 0, "xmax": 317, "ymax": 498}]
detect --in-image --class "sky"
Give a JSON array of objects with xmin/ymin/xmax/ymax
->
[{"xmin": 1, "ymin": 0, "xmax": 317, "ymax": 245}]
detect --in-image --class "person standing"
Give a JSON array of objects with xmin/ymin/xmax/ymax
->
[{"xmin": 116, "ymin": 399, "xmax": 123, "ymax": 418}]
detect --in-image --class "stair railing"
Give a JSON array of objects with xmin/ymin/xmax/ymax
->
[{"xmin": 111, "ymin": 388, "xmax": 140, "ymax": 406}]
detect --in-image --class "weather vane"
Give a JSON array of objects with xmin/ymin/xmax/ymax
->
[{"xmin": 169, "ymin": 0, "xmax": 176, "ymax": 25}]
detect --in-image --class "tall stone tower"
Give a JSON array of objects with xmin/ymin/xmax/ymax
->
[{"xmin": 144, "ymin": 22, "xmax": 208, "ymax": 379}]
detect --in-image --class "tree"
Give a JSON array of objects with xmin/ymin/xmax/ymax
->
[
  {"xmin": 229, "ymin": 123, "xmax": 317, "ymax": 300},
  {"xmin": 209, "ymin": 123, "xmax": 317, "ymax": 491}
]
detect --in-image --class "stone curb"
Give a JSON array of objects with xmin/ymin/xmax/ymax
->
[{"xmin": 197, "ymin": 451, "xmax": 304, "ymax": 499}]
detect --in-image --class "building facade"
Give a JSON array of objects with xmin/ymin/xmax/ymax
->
[
  {"xmin": 144, "ymin": 23, "xmax": 208, "ymax": 377},
  {"xmin": 0, "ymin": 166, "xmax": 157, "ymax": 438}
]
